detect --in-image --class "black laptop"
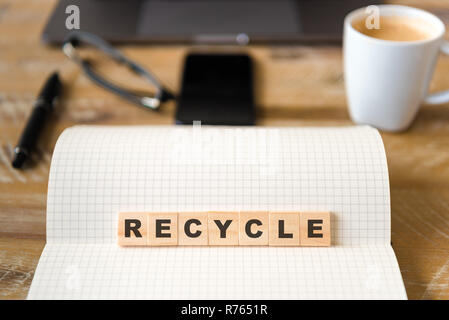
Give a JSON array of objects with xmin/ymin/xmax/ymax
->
[{"xmin": 42, "ymin": 0, "xmax": 380, "ymax": 45}]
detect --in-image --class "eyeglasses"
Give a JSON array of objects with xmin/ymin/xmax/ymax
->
[{"xmin": 62, "ymin": 31, "xmax": 175, "ymax": 110}]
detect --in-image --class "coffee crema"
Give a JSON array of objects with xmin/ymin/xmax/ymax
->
[{"xmin": 352, "ymin": 15, "xmax": 436, "ymax": 41}]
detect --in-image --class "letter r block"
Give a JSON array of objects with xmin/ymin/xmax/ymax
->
[
  {"xmin": 118, "ymin": 212, "xmax": 148, "ymax": 246},
  {"xmin": 300, "ymin": 212, "xmax": 331, "ymax": 246},
  {"xmin": 178, "ymin": 212, "xmax": 208, "ymax": 246},
  {"xmin": 269, "ymin": 212, "xmax": 300, "ymax": 246},
  {"xmin": 239, "ymin": 211, "xmax": 269, "ymax": 246},
  {"xmin": 208, "ymin": 211, "xmax": 239, "ymax": 246},
  {"xmin": 148, "ymin": 212, "xmax": 178, "ymax": 246}
]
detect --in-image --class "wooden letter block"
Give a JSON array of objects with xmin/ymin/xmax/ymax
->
[
  {"xmin": 208, "ymin": 211, "xmax": 239, "ymax": 246},
  {"xmin": 178, "ymin": 212, "xmax": 208, "ymax": 246},
  {"xmin": 148, "ymin": 212, "xmax": 178, "ymax": 246},
  {"xmin": 239, "ymin": 211, "xmax": 269, "ymax": 246},
  {"xmin": 118, "ymin": 212, "xmax": 148, "ymax": 246},
  {"xmin": 269, "ymin": 212, "xmax": 300, "ymax": 246},
  {"xmin": 300, "ymin": 212, "xmax": 331, "ymax": 247}
]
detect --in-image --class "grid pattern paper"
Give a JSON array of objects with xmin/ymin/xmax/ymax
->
[{"xmin": 28, "ymin": 126, "xmax": 406, "ymax": 299}]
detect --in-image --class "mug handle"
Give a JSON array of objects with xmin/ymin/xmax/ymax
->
[{"xmin": 425, "ymin": 41, "xmax": 449, "ymax": 104}]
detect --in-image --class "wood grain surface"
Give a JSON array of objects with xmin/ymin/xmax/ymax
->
[{"xmin": 1, "ymin": 0, "xmax": 449, "ymax": 300}]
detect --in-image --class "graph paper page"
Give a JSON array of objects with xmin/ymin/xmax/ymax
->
[{"xmin": 28, "ymin": 126, "xmax": 406, "ymax": 299}]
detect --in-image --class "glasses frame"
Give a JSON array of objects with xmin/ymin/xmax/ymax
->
[{"xmin": 62, "ymin": 31, "xmax": 174, "ymax": 110}]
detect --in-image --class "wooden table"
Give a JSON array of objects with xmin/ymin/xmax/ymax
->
[{"xmin": 1, "ymin": 0, "xmax": 449, "ymax": 300}]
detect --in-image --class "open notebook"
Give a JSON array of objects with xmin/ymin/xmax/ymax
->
[{"xmin": 28, "ymin": 125, "xmax": 407, "ymax": 299}]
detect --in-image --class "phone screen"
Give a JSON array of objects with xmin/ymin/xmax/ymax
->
[{"xmin": 176, "ymin": 54, "xmax": 255, "ymax": 125}]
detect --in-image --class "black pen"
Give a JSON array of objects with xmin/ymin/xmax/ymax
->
[{"xmin": 12, "ymin": 72, "xmax": 62, "ymax": 169}]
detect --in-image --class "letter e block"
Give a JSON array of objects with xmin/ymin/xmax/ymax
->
[
  {"xmin": 300, "ymin": 212, "xmax": 331, "ymax": 246},
  {"xmin": 178, "ymin": 212, "xmax": 208, "ymax": 246},
  {"xmin": 118, "ymin": 212, "xmax": 148, "ymax": 246},
  {"xmin": 208, "ymin": 211, "xmax": 239, "ymax": 246},
  {"xmin": 239, "ymin": 211, "xmax": 269, "ymax": 246},
  {"xmin": 269, "ymin": 212, "xmax": 300, "ymax": 246},
  {"xmin": 148, "ymin": 212, "xmax": 178, "ymax": 246}
]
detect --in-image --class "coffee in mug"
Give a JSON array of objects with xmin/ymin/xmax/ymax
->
[
  {"xmin": 352, "ymin": 16, "xmax": 436, "ymax": 42},
  {"xmin": 344, "ymin": 5, "xmax": 449, "ymax": 132}
]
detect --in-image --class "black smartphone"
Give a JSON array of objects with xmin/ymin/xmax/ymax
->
[{"xmin": 176, "ymin": 53, "xmax": 255, "ymax": 125}]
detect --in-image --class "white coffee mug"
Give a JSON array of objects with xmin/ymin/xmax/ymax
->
[{"xmin": 344, "ymin": 5, "xmax": 449, "ymax": 132}]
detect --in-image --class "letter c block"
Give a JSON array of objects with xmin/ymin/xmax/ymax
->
[
  {"xmin": 239, "ymin": 211, "xmax": 269, "ymax": 246},
  {"xmin": 178, "ymin": 212, "xmax": 208, "ymax": 246}
]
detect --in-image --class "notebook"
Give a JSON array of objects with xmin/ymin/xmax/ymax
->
[{"xmin": 28, "ymin": 125, "xmax": 407, "ymax": 299}]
